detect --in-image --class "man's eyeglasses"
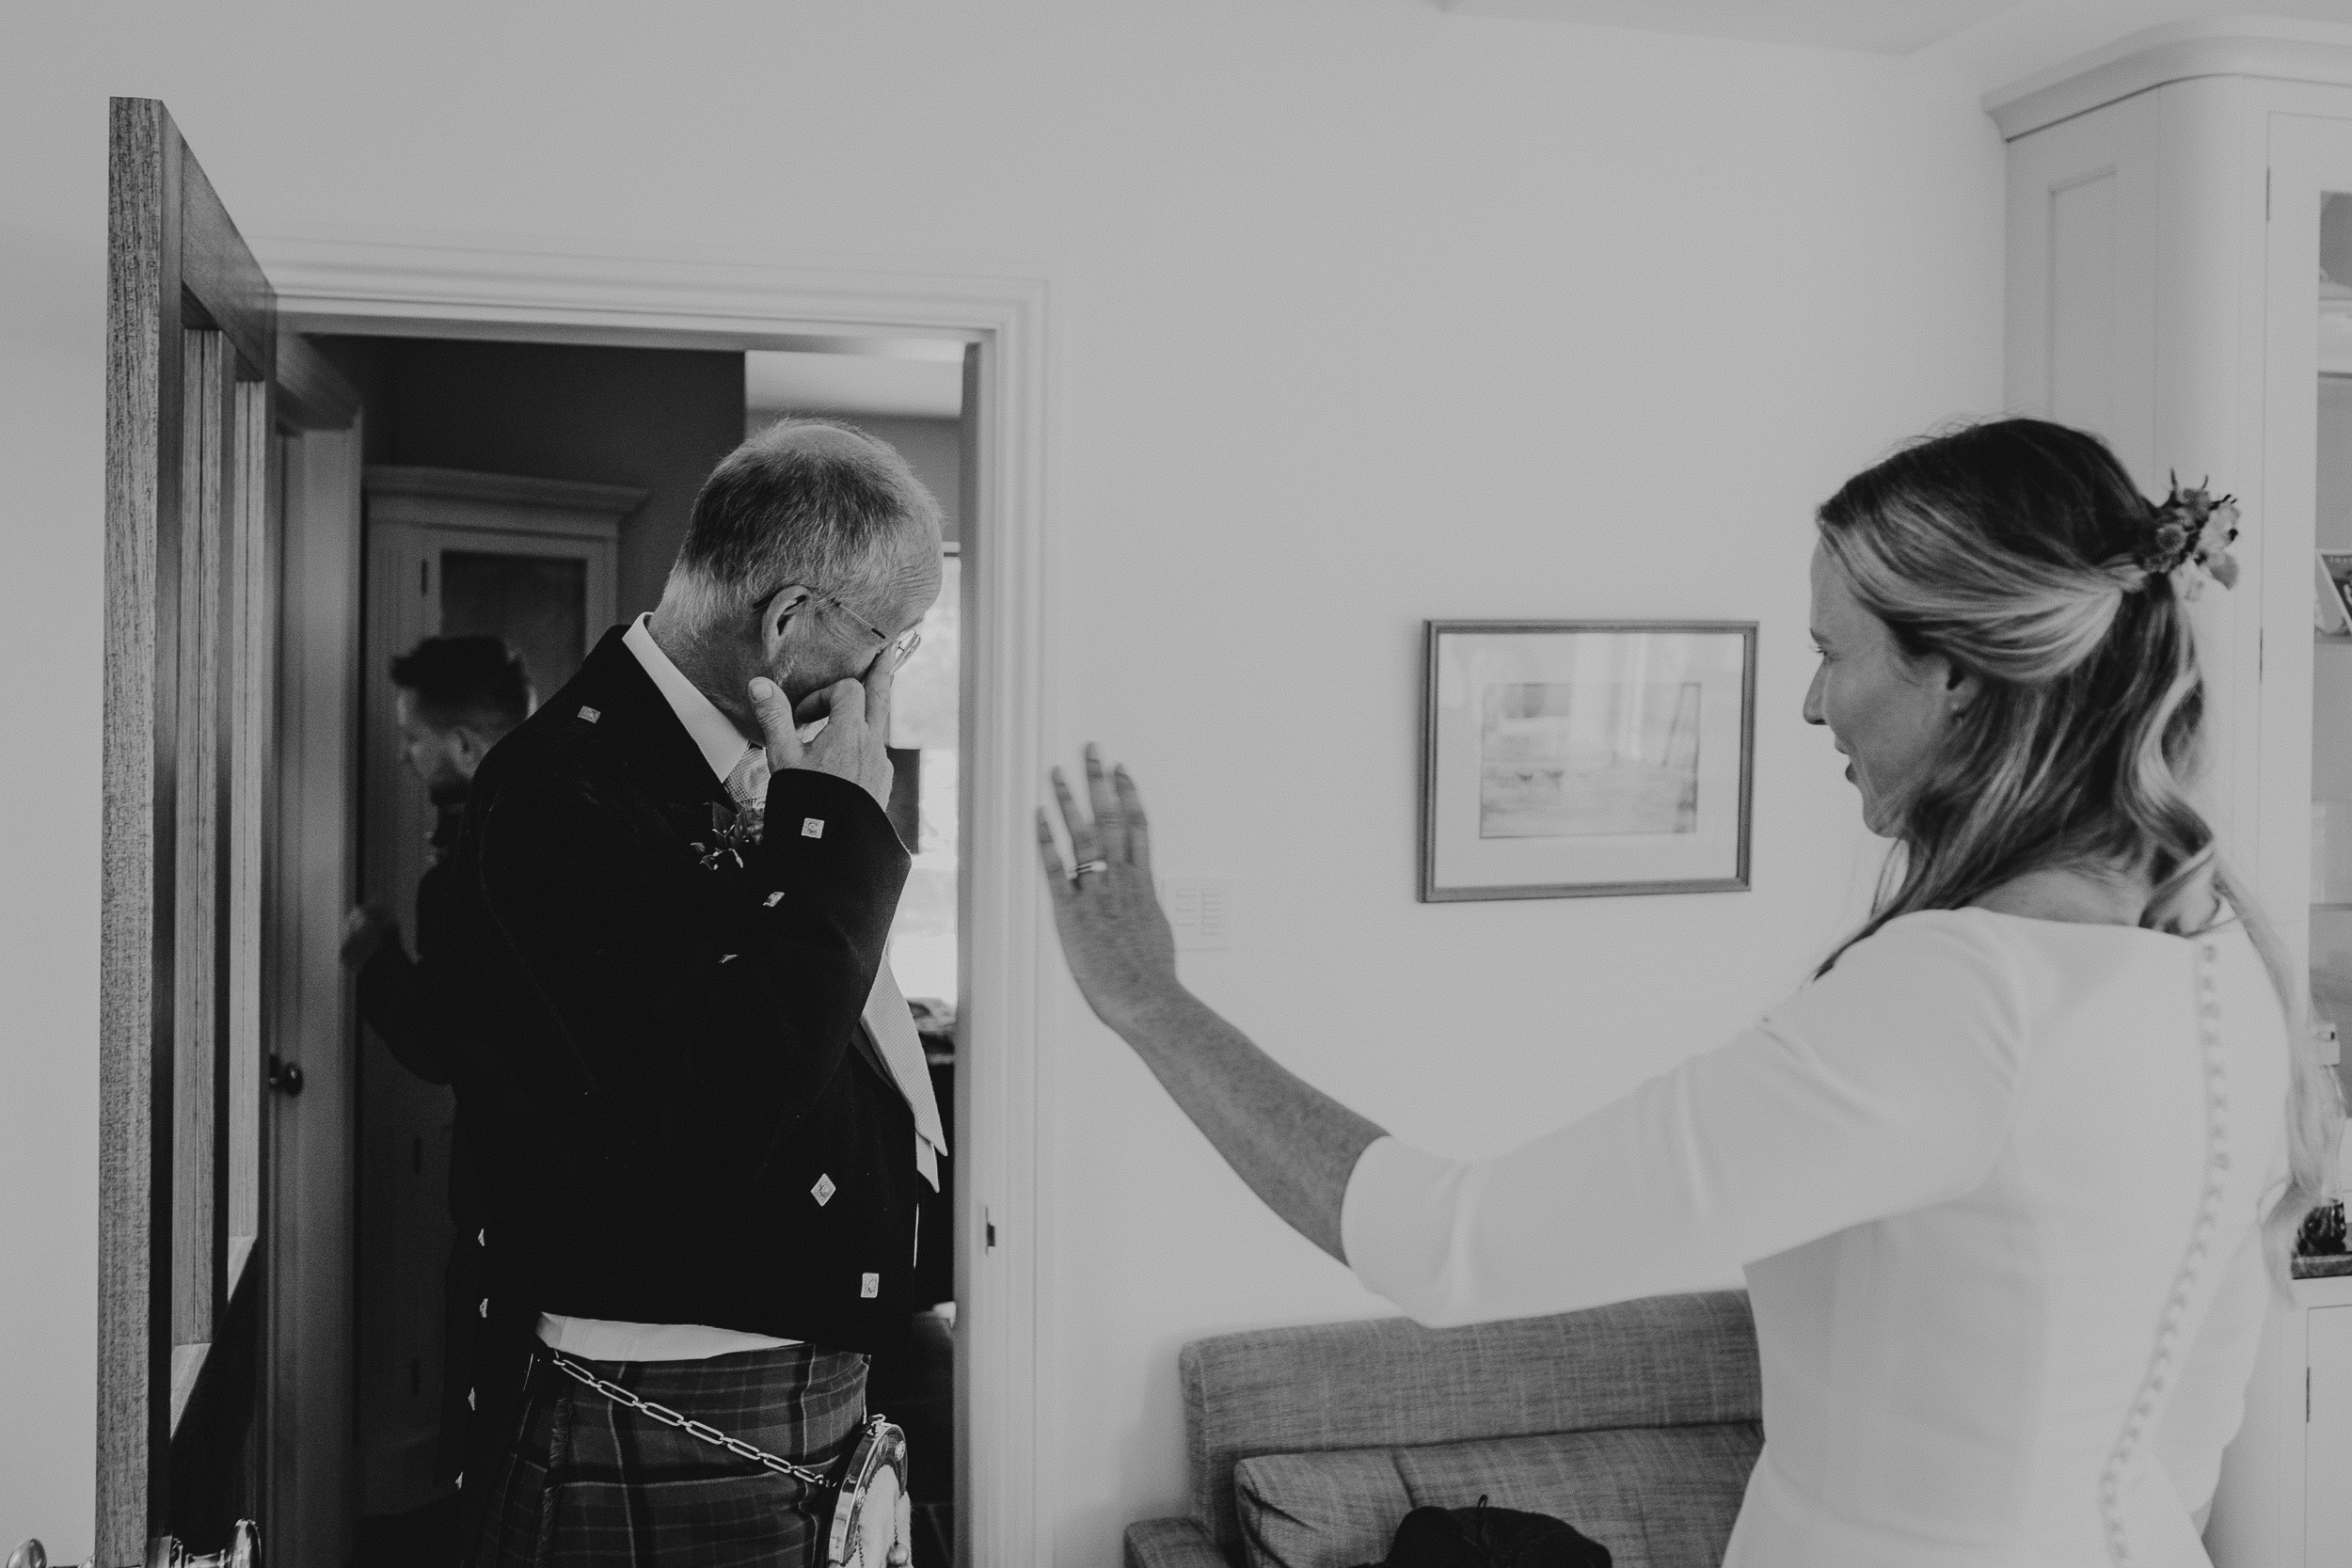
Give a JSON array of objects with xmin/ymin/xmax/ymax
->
[{"xmin": 753, "ymin": 582, "xmax": 895, "ymax": 647}]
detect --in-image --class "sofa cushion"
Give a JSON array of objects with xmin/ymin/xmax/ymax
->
[
  {"xmin": 1182, "ymin": 1292, "xmax": 1759, "ymax": 1559},
  {"xmin": 1229, "ymin": 1423, "xmax": 1761, "ymax": 1568},
  {"xmin": 1233, "ymin": 1449, "xmax": 1410, "ymax": 1568},
  {"xmin": 1391, "ymin": 1423, "xmax": 1763, "ymax": 1568}
]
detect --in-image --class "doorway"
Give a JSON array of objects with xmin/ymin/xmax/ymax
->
[
  {"xmin": 320, "ymin": 331, "xmax": 979, "ymax": 1567},
  {"xmin": 103, "ymin": 117, "xmax": 1052, "ymax": 1560}
]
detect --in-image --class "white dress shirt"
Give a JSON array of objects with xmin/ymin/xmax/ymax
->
[
  {"xmin": 1343, "ymin": 910, "xmax": 2290, "ymax": 1568},
  {"xmin": 539, "ymin": 615, "xmax": 946, "ymax": 1363}
]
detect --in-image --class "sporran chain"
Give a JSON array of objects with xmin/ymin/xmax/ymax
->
[{"xmin": 546, "ymin": 1349, "xmax": 839, "ymax": 1489}]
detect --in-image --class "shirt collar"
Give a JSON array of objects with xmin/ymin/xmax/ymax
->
[{"xmin": 622, "ymin": 614, "xmax": 756, "ymax": 783}]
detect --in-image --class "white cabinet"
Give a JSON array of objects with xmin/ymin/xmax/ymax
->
[
  {"xmin": 2212, "ymin": 1275, "xmax": 2352, "ymax": 1567},
  {"xmin": 1993, "ymin": 21, "xmax": 2352, "ymax": 1565},
  {"xmin": 2313, "ymin": 1301, "xmax": 2352, "ymax": 1554}
]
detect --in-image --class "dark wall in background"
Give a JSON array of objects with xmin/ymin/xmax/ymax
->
[{"xmin": 314, "ymin": 337, "xmax": 745, "ymax": 620}]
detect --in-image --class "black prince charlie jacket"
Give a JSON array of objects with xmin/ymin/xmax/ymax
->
[{"xmin": 452, "ymin": 628, "xmax": 926, "ymax": 1355}]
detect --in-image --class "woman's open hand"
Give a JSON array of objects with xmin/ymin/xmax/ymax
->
[
  {"xmin": 1037, "ymin": 745, "xmax": 1183, "ymax": 1033},
  {"xmin": 1036, "ymin": 745, "xmax": 1377, "ymax": 1263}
]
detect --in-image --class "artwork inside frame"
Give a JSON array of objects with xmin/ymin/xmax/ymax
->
[
  {"xmin": 1421, "ymin": 620, "xmax": 1757, "ymax": 902},
  {"xmin": 2320, "ymin": 550, "xmax": 2352, "ymax": 634}
]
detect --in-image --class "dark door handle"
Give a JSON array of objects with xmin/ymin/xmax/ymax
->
[{"xmin": 267, "ymin": 1056, "xmax": 304, "ymax": 1097}]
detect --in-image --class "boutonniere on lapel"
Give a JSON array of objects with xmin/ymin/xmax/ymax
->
[{"xmin": 691, "ymin": 800, "xmax": 762, "ymax": 872}]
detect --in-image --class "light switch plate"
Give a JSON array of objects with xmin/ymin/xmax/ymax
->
[{"xmin": 1162, "ymin": 878, "xmax": 1233, "ymax": 951}]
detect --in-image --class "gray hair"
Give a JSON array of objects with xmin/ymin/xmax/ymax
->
[{"xmin": 661, "ymin": 417, "xmax": 942, "ymax": 627}]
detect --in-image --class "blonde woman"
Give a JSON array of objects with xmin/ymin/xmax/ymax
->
[{"xmin": 1037, "ymin": 420, "xmax": 2343, "ymax": 1567}]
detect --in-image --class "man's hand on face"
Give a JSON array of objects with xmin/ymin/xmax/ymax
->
[
  {"xmin": 340, "ymin": 902, "xmax": 402, "ymax": 968},
  {"xmin": 748, "ymin": 638, "xmax": 911, "ymax": 812}
]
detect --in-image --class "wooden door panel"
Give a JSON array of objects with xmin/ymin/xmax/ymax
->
[
  {"xmin": 178, "ymin": 154, "xmax": 272, "ymax": 386},
  {"xmin": 101, "ymin": 99, "xmax": 185, "ymax": 1556},
  {"xmin": 228, "ymin": 376, "xmax": 274, "ymax": 1280},
  {"xmin": 169, "ymin": 325, "xmax": 229, "ymax": 1417},
  {"xmin": 103, "ymin": 97, "xmax": 281, "ymax": 1567}
]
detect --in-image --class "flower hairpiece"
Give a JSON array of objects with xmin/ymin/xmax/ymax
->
[{"xmin": 2140, "ymin": 474, "xmax": 2240, "ymax": 599}]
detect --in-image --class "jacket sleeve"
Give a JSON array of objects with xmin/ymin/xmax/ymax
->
[
  {"xmin": 1341, "ymin": 911, "xmax": 2028, "ymax": 1326},
  {"xmin": 475, "ymin": 765, "xmax": 910, "ymax": 1191},
  {"xmin": 355, "ymin": 940, "xmax": 454, "ymax": 1085},
  {"xmin": 356, "ymin": 856, "xmax": 471, "ymax": 1085}
]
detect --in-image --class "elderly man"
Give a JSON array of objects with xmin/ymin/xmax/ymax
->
[{"xmin": 456, "ymin": 420, "xmax": 948, "ymax": 1566}]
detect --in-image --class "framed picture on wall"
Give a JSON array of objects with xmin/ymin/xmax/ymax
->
[
  {"xmin": 1421, "ymin": 620, "xmax": 1757, "ymax": 902},
  {"xmin": 2320, "ymin": 550, "xmax": 2352, "ymax": 635}
]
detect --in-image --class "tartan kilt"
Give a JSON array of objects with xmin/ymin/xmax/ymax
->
[{"xmin": 469, "ymin": 1340, "xmax": 869, "ymax": 1568}]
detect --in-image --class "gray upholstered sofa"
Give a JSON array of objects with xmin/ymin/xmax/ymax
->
[{"xmin": 1123, "ymin": 1291, "xmax": 1762, "ymax": 1568}]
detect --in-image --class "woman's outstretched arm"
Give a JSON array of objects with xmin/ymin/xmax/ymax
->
[
  {"xmin": 1041, "ymin": 750, "xmax": 2033, "ymax": 1328},
  {"xmin": 1038, "ymin": 748, "xmax": 1385, "ymax": 1261}
]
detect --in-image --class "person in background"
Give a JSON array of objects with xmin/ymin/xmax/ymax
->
[{"xmin": 340, "ymin": 634, "xmax": 534, "ymax": 1553}]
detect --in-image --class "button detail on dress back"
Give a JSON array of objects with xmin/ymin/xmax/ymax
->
[
  {"xmin": 802, "ymin": 817, "xmax": 825, "ymax": 838},
  {"xmin": 2097, "ymin": 937, "xmax": 2230, "ymax": 1565},
  {"xmin": 860, "ymin": 1273, "xmax": 880, "ymax": 1298},
  {"xmin": 813, "ymin": 1174, "xmax": 836, "ymax": 1206},
  {"xmin": 578, "ymin": 705, "xmax": 600, "ymax": 722}
]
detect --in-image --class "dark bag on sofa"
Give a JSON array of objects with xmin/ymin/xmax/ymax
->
[{"xmin": 1352, "ymin": 1497, "xmax": 1612, "ymax": 1568}]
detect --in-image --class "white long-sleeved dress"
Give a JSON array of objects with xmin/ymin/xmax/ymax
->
[{"xmin": 1340, "ymin": 910, "xmax": 2291, "ymax": 1567}]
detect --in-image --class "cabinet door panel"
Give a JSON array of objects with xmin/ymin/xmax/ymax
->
[
  {"xmin": 2004, "ymin": 91, "xmax": 2159, "ymax": 469},
  {"xmin": 2309, "ymin": 1305, "xmax": 2352, "ymax": 1560}
]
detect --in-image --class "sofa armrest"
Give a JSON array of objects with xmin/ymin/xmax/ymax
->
[{"xmin": 1125, "ymin": 1516, "xmax": 1233, "ymax": 1568}]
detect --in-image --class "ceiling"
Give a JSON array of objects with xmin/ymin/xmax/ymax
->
[
  {"xmin": 743, "ymin": 347, "xmax": 965, "ymax": 420},
  {"xmin": 1434, "ymin": 0, "xmax": 2030, "ymax": 54}
]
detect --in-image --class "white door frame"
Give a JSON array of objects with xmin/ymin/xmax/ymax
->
[{"xmin": 253, "ymin": 230, "xmax": 1054, "ymax": 1567}]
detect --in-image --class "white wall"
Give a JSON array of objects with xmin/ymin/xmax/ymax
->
[{"xmin": 0, "ymin": 2, "xmax": 2014, "ymax": 1560}]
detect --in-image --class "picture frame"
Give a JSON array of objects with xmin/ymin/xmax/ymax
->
[
  {"xmin": 1421, "ymin": 620, "xmax": 1757, "ymax": 902},
  {"xmin": 2319, "ymin": 550, "xmax": 2352, "ymax": 636}
]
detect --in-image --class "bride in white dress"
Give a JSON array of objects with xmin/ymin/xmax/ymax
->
[{"xmin": 1036, "ymin": 419, "xmax": 2344, "ymax": 1567}]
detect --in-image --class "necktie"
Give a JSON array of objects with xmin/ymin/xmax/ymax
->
[
  {"xmin": 724, "ymin": 744, "xmax": 768, "ymax": 831},
  {"xmin": 723, "ymin": 744, "xmax": 947, "ymax": 1186}
]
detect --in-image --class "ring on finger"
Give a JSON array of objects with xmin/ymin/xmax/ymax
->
[{"xmin": 1071, "ymin": 858, "xmax": 1110, "ymax": 883}]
